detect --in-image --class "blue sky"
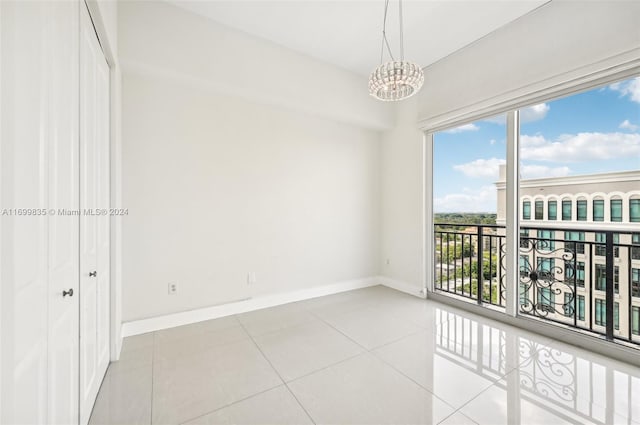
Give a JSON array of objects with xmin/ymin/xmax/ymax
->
[{"xmin": 433, "ymin": 77, "xmax": 640, "ymax": 213}]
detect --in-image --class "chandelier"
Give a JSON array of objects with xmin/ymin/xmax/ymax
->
[{"xmin": 368, "ymin": 0, "xmax": 424, "ymax": 101}]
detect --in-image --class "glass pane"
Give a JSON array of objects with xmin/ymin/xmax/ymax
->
[
  {"xmin": 562, "ymin": 200, "xmax": 571, "ymax": 220},
  {"xmin": 432, "ymin": 113, "xmax": 506, "ymax": 307},
  {"xmin": 523, "ymin": 201, "xmax": 531, "ymax": 220},
  {"xmin": 577, "ymin": 200, "xmax": 587, "ymax": 221},
  {"xmin": 593, "ymin": 199, "xmax": 604, "ymax": 221},
  {"xmin": 611, "ymin": 199, "xmax": 622, "ymax": 222},
  {"xmin": 535, "ymin": 200, "xmax": 543, "ymax": 220},
  {"xmin": 630, "ymin": 199, "xmax": 640, "ymax": 222},
  {"xmin": 548, "ymin": 200, "xmax": 557, "ymax": 220}
]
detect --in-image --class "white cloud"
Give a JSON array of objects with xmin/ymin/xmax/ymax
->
[
  {"xmin": 489, "ymin": 139, "xmax": 496, "ymax": 145},
  {"xmin": 453, "ymin": 158, "xmax": 505, "ymax": 179},
  {"xmin": 521, "ymin": 164, "xmax": 571, "ymax": 179},
  {"xmin": 483, "ymin": 114, "xmax": 506, "ymax": 125},
  {"xmin": 619, "ymin": 119, "xmax": 639, "ymax": 131},
  {"xmin": 609, "ymin": 77, "xmax": 640, "ymax": 103},
  {"xmin": 520, "ymin": 132, "xmax": 640, "ymax": 162},
  {"xmin": 444, "ymin": 123, "xmax": 479, "ymax": 133},
  {"xmin": 434, "ymin": 186, "xmax": 496, "ymax": 213},
  {"xmin": 482, "ymin": 103, "xmax": 549, "ymax": 125},
  {"xmin": 520, "ymin": 103, "xmax": 550, "ymax": 123}
]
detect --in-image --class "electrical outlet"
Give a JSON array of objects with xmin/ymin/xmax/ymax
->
[
  {"xmin": 247, "ymin": 272, "xmax": 256, "ymax": 285},
  {"xmin": 168, "ymin": 282, "xmax": 178, "ymax": 295}
]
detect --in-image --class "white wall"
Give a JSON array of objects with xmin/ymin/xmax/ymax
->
[
  {"xmin": 380, "ymin": 98, "xmax": 424, "ymax": 290},
  {"xmin": 118, "ymin": 1, "xmax": 391, "ymax": 132},
  {"xmin": 119, "ymin": 2, "xmax": 381, "ymax": 322},
  {"xmin": 380, "ymin": 1, "xmax": 640, "ymax": 291}
]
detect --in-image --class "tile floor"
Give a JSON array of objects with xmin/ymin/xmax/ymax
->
[{"xmin": 89, "ymin": 285, "xmax": 640, "ymax": 425}]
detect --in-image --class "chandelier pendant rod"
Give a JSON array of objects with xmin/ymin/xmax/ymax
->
[{"xmin": 380, "ymin": 0, "xmax": 395, "ymax": 64}]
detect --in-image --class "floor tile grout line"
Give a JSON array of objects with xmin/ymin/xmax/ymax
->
[
  {"xmin": 437, "ymin": 409, "xmax": 480, "ymax": 425},
  {"xmin": 237, "ymin": 320, "xmax": 318, "ymax": 425},
  {"xmin": 283, "ymin": 352, "xmax": 365, "ymax": 385},
  {"xmin": 306, "ymin": 308, "xmax": 375, "ymax": 352},
  {"xmin": 368, "ymin": 348, "xmax": 460, "ymax": 414},
  {"xmin": 176, "ymin": 382, "xmax": 285, "ymax": 425},
  {"xmin": 446, "ymin": 376, "xmax": 506, "ymax": 420}
]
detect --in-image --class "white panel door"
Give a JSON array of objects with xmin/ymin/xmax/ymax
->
[
  {"xmin": 79, "ymin": 3, "xmax": 110, "ymax": 424},
  {"xmin": 0, "ymin": 1, "xmax": 80, "ymax": 424},
  {"xmin": 47, "ymin": 1, "xmax": 81, "ymax": 424}
]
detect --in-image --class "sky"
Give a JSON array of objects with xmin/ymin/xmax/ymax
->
[{"xmin": 433, "ymin": 76, "xmax": 640, "ymax": 213}]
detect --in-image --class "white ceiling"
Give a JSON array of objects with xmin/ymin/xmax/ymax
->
[{"xmin": 168, "ymin": 0, "xmax": 548, "ymax": 76}]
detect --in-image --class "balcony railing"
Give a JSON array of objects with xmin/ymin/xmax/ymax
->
[{"xmin": 434, "ymin": 223, "xmax": 640, "ymax": 347}]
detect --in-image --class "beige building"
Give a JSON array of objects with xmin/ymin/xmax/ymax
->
[{"xmin": 495, "ymin": 165, "xmax": 640, "ymax": 342}]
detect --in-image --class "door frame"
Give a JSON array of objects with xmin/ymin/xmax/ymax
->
[{"xmin": 83, "ymin": 0, "xmax": 123, "ymax": 361}]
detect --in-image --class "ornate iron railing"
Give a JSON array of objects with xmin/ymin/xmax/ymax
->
[{"xmin": 434, "ymin": 223, "xmax": 640, "ymax": 346}]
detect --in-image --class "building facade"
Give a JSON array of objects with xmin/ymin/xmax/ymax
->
[{"xmin": 495, "ymin": 165, "xmax": 640, "ymax": 342}]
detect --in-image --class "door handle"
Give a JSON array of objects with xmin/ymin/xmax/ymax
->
[
  {"xmin": 89, "ymin": 271, "xmax": 97, "ymax": 277},
  {"xmin": 62, "ymin": 288, "xmax": 74, "ymax": 297}
]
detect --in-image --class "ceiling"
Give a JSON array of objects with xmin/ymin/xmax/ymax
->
[{"xmin": 168, "ymin": 0, "xmax": 548, "ymax": 76}]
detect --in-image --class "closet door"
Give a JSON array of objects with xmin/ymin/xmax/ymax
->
[
  {"xmin": 79, "ymin": 3, "xmax": 110, "ymax": 424},
  {"xmin": 0, "ymin": 1, "xmax": 80, "ymax": 424}
]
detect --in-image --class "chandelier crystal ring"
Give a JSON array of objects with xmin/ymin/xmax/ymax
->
[{"xmin": 368, "ymin": 0, "xmax": 424, "ymax": 101}]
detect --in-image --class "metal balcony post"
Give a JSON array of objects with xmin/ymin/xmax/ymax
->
[
  {"xmin": 606, "ymin": 231, "xmax": 614, "ymax": 341},
  {"xmin": 477, "ymin": 226, "xmax": 483, "ymax": 305}
]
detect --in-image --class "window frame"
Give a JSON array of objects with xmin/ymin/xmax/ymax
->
[
  {"xmin": 593, "ymin": 199, "xmax": 604, "ymax": 222},
  {"xmin": 630, "ymin": 198, "xmax": 640, "ymax": 222},
  {"xmin": 610, "ymin": 199, "xmax": 623, "ymax": 222},
  {"xmin": 423, "ymin": 70, "xmax": 640, "ymax": 353},
  {"xmin": 523, "ymin": 201, "xmax": 531, "ymax": 220},
  {"xmin": 576, "ymin": 199, "xmax": 587, "ymax": 221},
  {"xmin": 562, "ymin": 200, "xmax": 572, "ymax": 221}
]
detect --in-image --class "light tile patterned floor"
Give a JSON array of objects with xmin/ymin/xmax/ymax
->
[{"xmin": 89, "ymin": 285, "xmax": 640, "ymax": 425}]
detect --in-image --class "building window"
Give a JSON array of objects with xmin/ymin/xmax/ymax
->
[
  {"xmin": 633, "ymin": 234, "xmax": 640, "ymax": 260},
  {"xmin": 563, "ymin": 293, "xmax": 574, "ymax": 317},
  {"xmin": 564, "ymin": 231, "xmax": 585, "ymax": 255},
  {"xmin": 633, "ymin": 306, "xmax": 640, "ymax": 336},
  {"xmin": 519, "ymin": 283, "xmax": 528, "ymax": 307},
  {"xmin": 615, "ymin": 302, "xmax": 620, "ymax": 330},
  {"xmin": 519, "ymin": 255, "xmax": 529, "ymax": 278},
  {"xmin": 594, "ymin": 233, "xmax": 617, "ymax": 257},
  {"xmin": 562, "ymin": 200, "xmax": 572, "ymax": 221},
  {"xmin": 578, "ymin": 295, "xmax": 585, "ymax": 321},
  {"xmin": 595, "ymin": 299, "xmax": 605, "ymax": 326},
  {"xmin": 565, "ymin": 261, "xmax": 585, "ymax": 287},
  {"xmin": 520, "ymin": 229, "xmax": 530, "ymax": 248},
  {"xmin": 633, "ymin": 268, "xmax": 640, "ymax": 298},
  {"xmin": 593, "ymin": 199, "xmax": 604, "ymax": 222},
  {"xmin": 548, "ymin": 200, "xmax": 557, "ymax": 220},
  {"xmin": 631, "ymin": 199, "xmax": 640, "ymax": 223},
  {"xmin": 595, "ymin": 299, "xmax": 606, "ymax": 326},
  {"xmin": 523, "ymin": 201, "xmax": 531, "ymax": 220},
  {"xmin": 537, "ymin": 230, "xmax": 555, "ymax": 251},
  {"xmin": 577, "ymin": 200, "xmax": 587, "ymax": 221},
  {"xmin": 595, "ymin": 264, "xmax": 606, "ymax": 291},
  {"xmin": 538, "ymin": 258, "xmax": 554, "ymax": 274},
  {"xmin": 610, "ymin": 199, "xmax": 623, "ymax": 222},
  {"xmin": 595, "ymin": 265, "xmax": 619, "ymax": 294},
  {"xmin": 538, "ymin": 287, "xmax": 554, "ymax": 308},
  {"xmin": 535, "ymin": 200, "xmax": 543, "ymax": 220}
]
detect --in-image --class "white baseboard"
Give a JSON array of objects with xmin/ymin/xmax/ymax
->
[
  {"xmin": 378, "ymin": 276, "xmax": 426, "ymax": 299},
  {"xmin": 121, "ymin": 277, "xmax": 380, "ymax": 337}
]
